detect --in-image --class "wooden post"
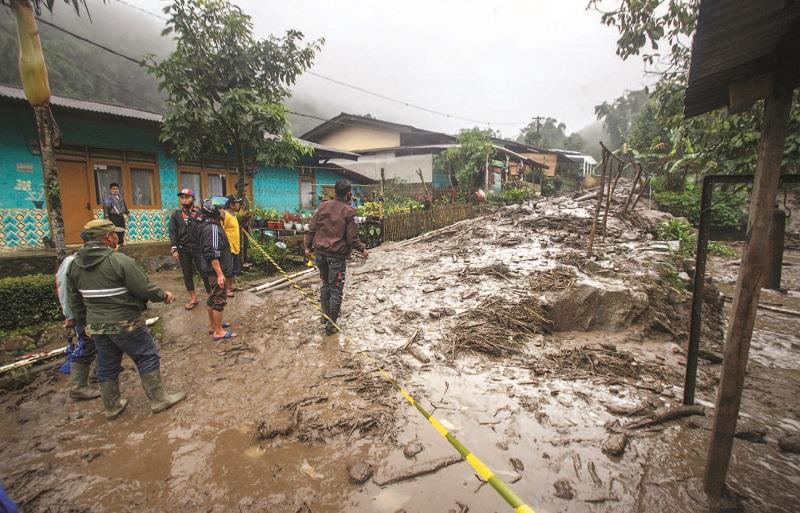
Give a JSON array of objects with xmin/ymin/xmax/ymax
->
[
  {"xmin": 764, "ymin": 207, "xmax": 786, "ymax": 290},
  {"xmin": 704, "ymin": 87, "xmax": 793, "ymax": 498},
  {"xmin": 587, "ymin": 149, "xmax": 608, "ymax": 257}
]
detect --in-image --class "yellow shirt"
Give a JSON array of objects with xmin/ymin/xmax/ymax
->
[{"xmin": 222, "ymin": 210, "xmax": 240, "ymax": 254}]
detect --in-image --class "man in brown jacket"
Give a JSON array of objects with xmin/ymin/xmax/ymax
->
[{"xmin": 305, "ymin": 180, "xmax": 369, "ymax": 335}]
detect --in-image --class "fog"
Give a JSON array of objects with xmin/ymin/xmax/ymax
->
[{"xmin": 25, "ymin": 0, "xmax": 648, "ymax": 138}]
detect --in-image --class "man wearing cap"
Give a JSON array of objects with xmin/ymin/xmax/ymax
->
[
  {"xmin": 67, "ymin": 219, "xmax": 185, "ymax": 419},
  {"xmin": 222, "ymin": 195, "xmax": 242, "ymax": 296},
  {"xmin": 169, "ymin": 188, "xmax": 210, "ymax": 309}
]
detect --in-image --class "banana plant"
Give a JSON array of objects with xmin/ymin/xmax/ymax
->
[{"xmin": 6, "ymin": 0, "xmax": 91, "ymax": 260}]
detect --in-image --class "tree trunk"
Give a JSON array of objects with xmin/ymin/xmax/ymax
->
[{"xmin": 34, "ymin": 104, "xmax": 66, "ymax": 261}]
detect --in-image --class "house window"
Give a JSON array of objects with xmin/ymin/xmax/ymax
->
[
  {"xmin": 207, "ymin": 173, "xmax": 227, "ymax": 197},
  {"xmin": 94, "ymin": 164, "xmax": 123, "ymax": 204},
  {"xmin": 130, "ymin": 167, "xmax": 156, "ymax": 207},
  {"xmin": 180, "ymin": 171, "xmax": 202, "ymax": 203}
]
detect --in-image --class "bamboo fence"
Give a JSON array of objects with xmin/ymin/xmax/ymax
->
[{"xmin": 383, "ymin": 203, "xmax": 475, "ymax": 242}]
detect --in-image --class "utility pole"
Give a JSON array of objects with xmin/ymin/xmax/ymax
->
[{"xmin": 530, "ymin": 115, "xmax": 543, "ymax": 146}]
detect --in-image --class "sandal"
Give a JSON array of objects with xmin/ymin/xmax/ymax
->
[
  {"xmin": 184, "ymin": 300, "xmax": 199, "ymax": 310},
  {"xmin": 208, "ymin": 322, "xmax": 231, "ymax": 334},
  {"xmin": 227, "ymin": 292, "xmax": 235, "ymax": 298},
  {"xmin": 212, "ymin": 331, "xmax": 237, "ymax": 341}
]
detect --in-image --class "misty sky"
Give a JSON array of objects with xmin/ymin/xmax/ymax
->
[{"xmin": 53, "ymin": 0, "xmax": 650, "ymax": 137}]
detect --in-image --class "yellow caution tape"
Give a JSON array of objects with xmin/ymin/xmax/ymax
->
[{"xmin": 243, "ymin": 231, "xmax": 536, "ymax": 513}]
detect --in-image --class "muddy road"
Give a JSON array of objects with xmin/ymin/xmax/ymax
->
[{"xmin": 2, "ymin": 197, "xmax": 799, "ymax": 512}]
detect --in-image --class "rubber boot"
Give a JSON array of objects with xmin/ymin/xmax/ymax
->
[
  {"xmin": 140, "ymin": 370, "xmax": 186, "ymax": 414},
  {"xmin": 68, "ymin": 362, "xmax": 101, "ymax": 401},
  {"xmin": 99, "ymin": 379, "xmax": 128, "ymax": 419}
]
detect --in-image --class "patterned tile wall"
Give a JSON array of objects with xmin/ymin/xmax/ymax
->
[
  {"xmin": 0, "ymin": 208, "xmax": 49, "ymax": 250},
  {"xmin": 93, "ymin": 209, "xmax": 171, "ymax": 242}
]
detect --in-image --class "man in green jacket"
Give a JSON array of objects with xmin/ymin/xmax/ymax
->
[{"xmin": 68, "ymin": 219, "xmax": 185, "ymax": 419}]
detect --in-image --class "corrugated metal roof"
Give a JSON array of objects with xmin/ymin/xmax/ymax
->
[
  {"xmin": 685, "ymin": 0, "xmax": 800, "ymax": 117},
  {"xmin": 0, "ymin": 84, "xmax": 164, "ymax": 122}
]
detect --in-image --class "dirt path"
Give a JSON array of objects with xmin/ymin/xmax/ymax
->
[{"xmin": 2, "ymin": 196, "xmax": 799, "ymax": 512}]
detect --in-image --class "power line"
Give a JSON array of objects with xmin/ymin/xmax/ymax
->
[
  {"xmin": 115, "ymin": 0, "xmax": 167, "ymax": 21},
  {"xmin": 34, "ymin": 15, "xmax": 143, "ymax": 64}
]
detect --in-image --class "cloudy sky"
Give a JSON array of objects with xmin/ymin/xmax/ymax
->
[{"xmin": 77, "ymin": 0, "xmax": 649, "ymax": 137}]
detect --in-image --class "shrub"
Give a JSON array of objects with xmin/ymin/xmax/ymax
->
[
  {"xmin": 658, "ymin": 218, "xmax": 737, "ymax": 259},
  {"xmin": 490, "ymin": 186, "xmax": 535, "ymax": 204},
  {"xmin": 654, "ymin": 189, "xmax": 747, "ymax": 231},
  {"xmin": 0, "ymin": 274, "xmax": 62, "ymax": 331}
]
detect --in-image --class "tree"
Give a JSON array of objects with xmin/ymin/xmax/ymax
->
[
  {"xmin": 434, "ymin": 128, "xmax": 494, "ymax": 197},
  {"xmin": 517, "ymin": 117, "xmax": 585, "ymax": 151},
  {"xmin": 148, "ymin": 0, "xmax": 323, "ymax": 197},
  {"xmin": 5, "ymin": 0, "xmax": 91, "ymax": 261},
  {"xmin": 590, "ymin": 0, "xmax": 800, "ymax": 191},
  {"xmin": 594, "ymin": 88, "xmax": 649, "ymax": 149}
]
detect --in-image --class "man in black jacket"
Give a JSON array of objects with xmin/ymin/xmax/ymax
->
[
  {"xmin": 169, "ymin": 188, "xmax": 210, "ymax": 310},
  {"xmin": 199, "ymin": 198, "xmax": 236, "ymax": 340}
]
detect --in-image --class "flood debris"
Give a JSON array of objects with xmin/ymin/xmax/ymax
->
[
  {"xmin": 778, "ymin": 433, "xmax": 800, "ymax": 454},
  {"xmin": 553, "ymin": 479, "xmax": 576, "ymax": 500},
  {"xmin": 347, "ymin": 461, "xmax": 374, "ymax": 484},
  {"xmin": 403, "ymin": 440, "xmax": 424, "ymax": 458},
  {"xmin": 602, "ymin": 433, "xmax": 628, "ymax": 456},
  {"xmin": 528, "ymin": 266, "xmax": 577, "ymax": 292},
  {"xmin": 372, "ymin": 455, "xmax": 463, "ymax": 486},
  {"xmin": 446, "ymin": 296, "xmax": 550, "ymax": 358},
  {"xmin": 534, "ymin": 346, "xmax": 674, "ymax": 381},
  {"xmin": 623, "ymin": 405, "xmax": 706, "ymax": 430}
]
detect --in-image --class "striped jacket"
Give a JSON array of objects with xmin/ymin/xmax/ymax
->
[
  {"xmin": 67, "ymin": 241, "xmax": 166, "ymax": 332},
  {"xmin": 199, "ymin": 220, "xmax": 233, "ymax": 277}
]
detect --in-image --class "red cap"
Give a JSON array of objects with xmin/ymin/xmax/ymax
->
[{"xmin": 177, "ymin": 188, "xmax": 194, "ymax": 197}]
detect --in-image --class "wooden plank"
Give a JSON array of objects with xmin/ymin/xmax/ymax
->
[
  {"xmin": 587, "ymin": 150, "xmax": 608, "ymax": 256},
  {"xmin": 703, "ymin": 86, "xmax": 793, "ymax": 498}
]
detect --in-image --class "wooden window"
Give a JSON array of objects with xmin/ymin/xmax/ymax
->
[
  {"xmin": 93, "ymin": 163, "xmax": 123, "ymax": 204},
  {"xmin": 89, "ymin": 150, "xmax": 162, "ymax": 209},
  {"xmin": 130, "ymin": 167, "xmax": 156, "ymax": 207},
  {"xmin": 177, "ymin": 163, "xmax": 252, "ymax": 204}
]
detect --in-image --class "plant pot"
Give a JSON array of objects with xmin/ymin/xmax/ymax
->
[
  {"xmin": 303, "ymin": 224, "xmax": 310, "ymax": 231},
  {"xmin": 267, "ymin": 220, "xmax": 282, "ymax": 230}
]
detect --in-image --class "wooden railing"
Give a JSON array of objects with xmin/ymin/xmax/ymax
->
[{"xmin": 383, "ymin": 203, "xmax": 475, "ymax": 241}]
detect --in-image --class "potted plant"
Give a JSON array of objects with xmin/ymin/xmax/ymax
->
[{"xmin": 266, "ymin": 208, "xmax": 282, "ymax": 230}]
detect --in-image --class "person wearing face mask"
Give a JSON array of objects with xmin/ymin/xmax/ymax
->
[
  {"xmin": 169, "ymin": 188, "xmax": 210, "ymax": 309},
  {"xmin": 67, "ymin": 219, "xmax": 184, "ymax": 420},
  {"xmin": 304, "ymin": 180, "xmax": 369, "ymax": 336}
]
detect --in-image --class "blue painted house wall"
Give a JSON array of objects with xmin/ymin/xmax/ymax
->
[{"xmin": 0, "ymin": 98, "xmax": 365, "ymax": 251}]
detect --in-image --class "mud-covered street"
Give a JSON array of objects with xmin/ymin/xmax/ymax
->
[{"xmin": 2, "ymin": 195, "xmax": 800, "ymax": 513}]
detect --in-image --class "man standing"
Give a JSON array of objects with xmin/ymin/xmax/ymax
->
[
  {"xmin": 200, "ymin": 198, "xmax": 236, "ymax": 340},
  {"xmin": 169, "ymin": 188, "xmax": 210, "ymax": 309},
  {"xmin": 103, "ymin": 183, "xmax": 129, "ymax": 247},
  {"xmin": 68, "ymin": 219, "xmax": 184, "ymax": 419},
  {"xmin": 55, "ymin": 238, "xmax": 100, "ymax": 401},
  {"xmin": 222, "ymin": 195, "xmax": 242, "ymax": 296},
  {"xmin": 305, "ymin": 180, "xmax": 369, "ymax": 335}
]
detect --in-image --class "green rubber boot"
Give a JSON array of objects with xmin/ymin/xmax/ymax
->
[
  {"xmin": 99, "ymin": 379, "xmax": 128, "ymax": 419},
  {"xmin": 140, "ymin": 370, "xmax": 186, "ymax": 414},
  {"xmin": 68, "ymin": 362, "xmax": 101, "ymax": 401}
]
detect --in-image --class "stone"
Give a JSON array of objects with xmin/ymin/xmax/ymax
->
[
  {"xmin": 403, "ymin": 440, "xmax": 424, "ymax": 459},
  {"xmin": 778, "ymin": 433, "xmax": 800, "ymax": 454},
  {"xmin": 734, "ymin": 425, "xmax": 767, "ymax": 444},
  {"xmin": 553, "ymin": 479, "xmax": 575, "ymax": 500},
  {"xmin": 255, "ymin": 412, "xmax": 294, "ymax": 440},
  {"xmin": 347, "ymin": 461, "xmax": 374, "ymax": 484},
  {"xmin": 510, "ymin": 457, "xmax": 524, "ymax": 472},
  {"xmin": 620, "ymin": 230, "xmax": 639, "ymax": 241},
  {"xmin": 2, "ymin": 334, "xmax": 36, "ymax": 352},
  {"xmin": 546, "ymin": 282, "xmax": 649, "ymax": 332},
  {"xmin": 602, "ymin": 434, "xmax": 627, "ymax": 456}
]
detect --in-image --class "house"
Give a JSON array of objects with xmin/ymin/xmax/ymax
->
[
  {"xmin": 0, "ymin": 86, "xmax": 370, "ymax": 251},
  {"xmin": 301, "ymin": 112, "xmax": 548, "ymax": 191}
]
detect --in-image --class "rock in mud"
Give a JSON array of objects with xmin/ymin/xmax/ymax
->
[
  {"xmin": 735, "ymin": 425, "xmax": 767, "ymax": 444},
  {"xmin": 403, "ymin": 440, "xmax": 424, "ymax": 458},
  {"xmin": 553, "ymin": 479, "xmax": 575, "ymax": 500},
  {"xmin": 602, "ymin": 433, "xmax": 627, "ymax": 456},
  {"xmin": 546, "ymin": 282, "xmax": 648, "ymax": 332},
  {"xmin": 255, "ymin": 411, "xmax": 295, "ymax": 439},
  {"xmin": 778, "ymin": 433, "xmax": 800, "ymax": 454},
  {"xmin": 510, "ymin": 457, "xmax": 524, "ymax": 472},
  {"xmin": 347, "ymin": 462, "xmax": 374, "ymax": 484}
]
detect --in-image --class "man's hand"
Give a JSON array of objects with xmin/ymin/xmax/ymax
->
[
  {"xmin": 64, "ymin": 319, "xmax": 75, "ymax": 329},
  {"xmin": 360, "ymin": 249, "xmax": 369, "ymax": 259},
  {"xmin": 164, "ymin": 291, "xmax": 176, "ymax": 304},
  {"xmin": 170, "ymin": 249, "xmax": 179, "ymax": 262},
  {"xmin": 216, "ymin": 274, "xmax": 226, "ymax": 288}
]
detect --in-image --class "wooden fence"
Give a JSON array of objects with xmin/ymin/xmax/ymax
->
[{"xmin": 383, "ymin": 204, "xmax": 475, "ymax": 242}]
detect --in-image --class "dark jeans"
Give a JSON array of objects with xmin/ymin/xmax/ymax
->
[
  {"xmin": 72, "ymin": 325, "xmax": 97, "ymax": 365},
  {"xmin": 231, "ymin": 254, "xmax": 242, "ymax": 276},
  {"xmin": 179, "ymin": 251, "xmax": 210, "ymax": 293},
  {"xmin": 108, "ymin": 213, "xmax": 126, "ymax": 245},
  {"xmin": 94, "ymin": 326, "xmax": 160, "ymax": 382},
  {"xmin": 316, "ymin": 254, "xmax": 346, "ymax": 322}
]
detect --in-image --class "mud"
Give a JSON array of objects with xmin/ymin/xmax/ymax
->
[{"xmin": 2, "ymin": 194, "xmax": 799, "ymax": 512}]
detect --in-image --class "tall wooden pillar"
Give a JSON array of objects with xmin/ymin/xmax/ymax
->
[{"xmin": 704, "ymin": 85, "xmax": 793, "ymax": 497}]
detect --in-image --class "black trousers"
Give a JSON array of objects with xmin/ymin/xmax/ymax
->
[
  {"xmin": 316, "ymin": 254, "xmax": 347, "ymax": 322},
  {"xmin": 179, "ymin": 251, "xmax": 210, "ymax": 293},
  {"xmin": 107, "ymin": 213, "xmax": 126, "ymax": 245}
]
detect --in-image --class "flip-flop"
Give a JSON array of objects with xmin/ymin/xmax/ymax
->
[
  {"xmin": 227, "ymin": 292, "xmax": 235, "ymax": 297},
  {"xmin": 208, "ymin": 322, "xmax": 231, "ymax": 334},
  {"xmin": 212, "ymin": 331, "xmax": 237, "ymax": 341},
  {"xmin": 184, "ymin": 301, "xmax": 199, "ymax": 310}
]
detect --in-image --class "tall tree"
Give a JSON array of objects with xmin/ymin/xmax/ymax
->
[
  {"xmin": 148, "ymin": 0, "xmax": 323, "ymax": 197},
  {"xmin": 589, "ymin": 0, "xmax": 799, "ymax": 189},
  {"xmin": 5, "ymin": 0, "xmax": 90, "ymax": 260},
  {"xmin": 517, "ymin": 117, "xmax": 585, "ymax": 151},
  {"xmin": 594, "ymin": 88, "xmax": 649, "ymax": 149}
]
